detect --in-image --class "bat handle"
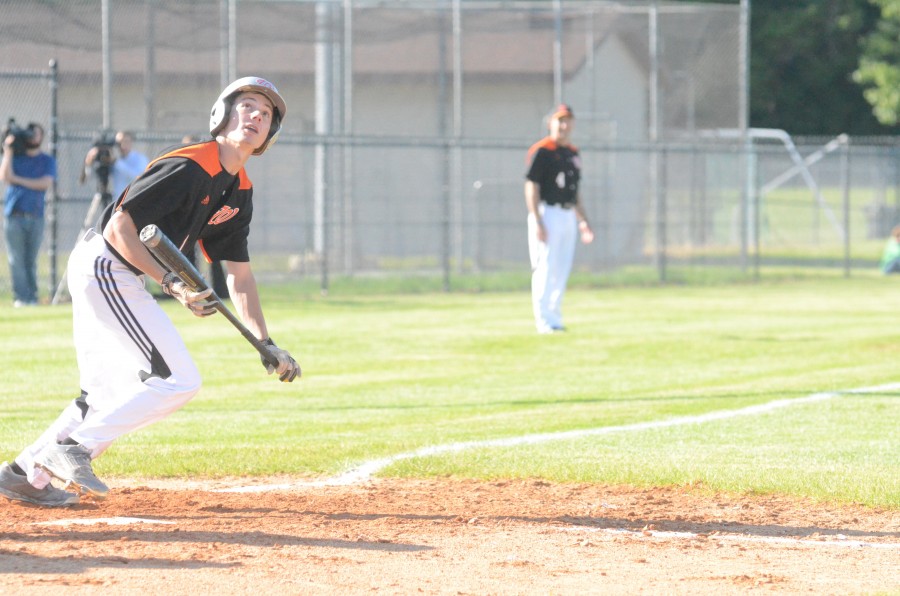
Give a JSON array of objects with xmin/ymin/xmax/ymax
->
[{"xmin": 213, "ymin": 302, "xmax": 280, "ymax": 369}]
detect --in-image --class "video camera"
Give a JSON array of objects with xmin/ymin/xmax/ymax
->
[
  {"xmin": 81, "ymin": 129, "xmax": 117, "ymax": 193},
  {"xmin": 2, "ymin": 118, "xmax": 36, "ymax": 156}
]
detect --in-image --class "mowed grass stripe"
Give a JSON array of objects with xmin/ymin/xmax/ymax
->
[{"xmin": 0, "ymin": 276, "xmax": 897, "ymax": 507}]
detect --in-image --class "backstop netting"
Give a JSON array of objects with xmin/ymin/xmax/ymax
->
[{"xmin": 0, "ymin": 1, "xmax": 895, "ymax": 299}]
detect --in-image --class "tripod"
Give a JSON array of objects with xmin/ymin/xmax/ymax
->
[{"xmin": 51, "ymin": 181, "xmax": 112, "ymax": 305}]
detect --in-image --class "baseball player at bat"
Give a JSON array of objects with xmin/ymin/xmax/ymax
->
[{"xmin": 0, "ymin": 77, "xmax": 299, "ymax": 507}]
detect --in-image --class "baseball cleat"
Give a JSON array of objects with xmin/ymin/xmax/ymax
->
[
  {"xmin": 0, "ymin": 461, "xmax": 80, "ymax": 507},
  {"xmin": 35, "ymin": 443, "xmax": 109, "ymax": 500}
]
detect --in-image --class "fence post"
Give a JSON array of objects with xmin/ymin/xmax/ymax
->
[
  {"xmin": 315, "ymin": 0, "xmax": 334, "ymax": 295},
  {"xmin": 47, "ymin": 59, "xmax": 59, "ymax": 297},
  {"xmin": 841, "ymin": 137, "xmax": 851, "ymax": 277},
  {"xmin": 657, "ymin": 147, "xmax": 667, "ymax": 282},
  {"xmin": 752, "ymin": 144, "xmax": 760, "ymax": 281}
]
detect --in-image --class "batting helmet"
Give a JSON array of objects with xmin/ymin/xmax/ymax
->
[{"xmin": 209, "ymin": 76, "xmax": 287, "ymax": 155}]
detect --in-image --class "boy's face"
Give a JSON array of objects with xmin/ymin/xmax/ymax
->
[
  {"xmin": 222, "ymin": 91, "xmax": 274, "ymax": 152},
  {"xmin": 550, "ymin": 115, "xmax": 572, "ymax": 144}
]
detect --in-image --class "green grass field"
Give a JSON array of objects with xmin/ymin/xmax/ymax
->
[{"xmin": 1, "ymin": 274, "xmax": 898, "ymax": 509}]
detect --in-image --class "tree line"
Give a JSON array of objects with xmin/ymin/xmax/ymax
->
[{"xmin": 702, "ymin": 0, "xmax": 900, "ymax": 135}]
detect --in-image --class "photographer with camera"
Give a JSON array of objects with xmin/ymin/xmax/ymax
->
[
  {"xmin": 1, "ymin": 120, "xmax": 56, "ymax": 307},
  {"xmin": 82, "ymin": 130, "xmax": 149, "ymax": 200}
]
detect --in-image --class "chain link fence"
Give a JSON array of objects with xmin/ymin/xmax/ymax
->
[{"xmin": 0, "ymin": 0, "xmax": 897, "ymax": 301}]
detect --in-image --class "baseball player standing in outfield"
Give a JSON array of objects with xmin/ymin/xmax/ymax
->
[
  {"xmin": 525, "ymin": 104, "xmax": 594, "ymax": 334},
  {"xmin": 0, "ymin": 77, "xmax": 300, "ymax": 507}
]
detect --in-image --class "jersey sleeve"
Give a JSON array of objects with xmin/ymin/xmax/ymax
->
[
  {"xmin": 526, "ymin": 148, "xmax": 549, "ymax": 183},
  {"xmin": 117, "ymin": 157, "xmax": 203, "ymax": 234}
]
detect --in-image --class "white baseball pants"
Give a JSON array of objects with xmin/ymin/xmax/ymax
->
[
  {"xmin": 528, "ymin": 203, "xmax": 577, "ymax": 332},
  {"xmin": 16, "ymin": 230, "xmax": 202, "ymax": 488}
]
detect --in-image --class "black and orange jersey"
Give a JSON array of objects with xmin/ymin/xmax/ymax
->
[
  {"xmin": 525, "ymin": 137, "xmax": 581, "ymax": 206},
  {"xmin": 101, "ymin": 140, "xmax": 253, "ymax": 272}
]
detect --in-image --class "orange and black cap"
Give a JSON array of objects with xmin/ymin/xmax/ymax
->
[{"xmin": 549, "ymin": 104, "xmax": 574, "ymax": 120}]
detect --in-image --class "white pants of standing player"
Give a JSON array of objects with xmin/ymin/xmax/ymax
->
[
  {"xmin": 528, "ymin": 203, "xmax": 577, "ymax": 332},
  {"xmin": 15, "ymin": 230, "xmax": 201, "ymax": 489}
]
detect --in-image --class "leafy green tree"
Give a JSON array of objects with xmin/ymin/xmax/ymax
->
[
  {"xmin": 854, "ymin": 0, "xmax": 900, "ymax": 125},
  {"xmin": 751, "ymin": 0, "xmax": 893, "ymax": 135}
]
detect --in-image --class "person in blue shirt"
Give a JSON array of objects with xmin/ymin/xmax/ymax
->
[
  {"xmin": 111, "ymin": 131, "xmax": 149, "ymax": 200},
  {"xmin": 1, "ymin": 122, "xmax": 56, "ymax": 306}
]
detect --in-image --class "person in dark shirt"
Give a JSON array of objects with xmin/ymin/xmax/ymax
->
[
  {"xmin": 0, "ymin": 77, "xmax": 299, "ymax": 508},
  {"xmin": 524, "ymin": 104, "xmax": 594, "ymax": 334}
]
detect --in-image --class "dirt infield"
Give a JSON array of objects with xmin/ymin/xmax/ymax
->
[{"xmin": 0, "ymin": 477, "xmax": 897, "ymax": 595}]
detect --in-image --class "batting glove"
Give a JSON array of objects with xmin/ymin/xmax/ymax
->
[
  {"xmin": 261, "ymin": 337, "xmax": 301, "ymax": 382},
  {"xmin": 161, "ymin": 272, "xmax": 218, "ymax": 317}
]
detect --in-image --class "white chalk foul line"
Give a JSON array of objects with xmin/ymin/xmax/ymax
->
[
  {"xmin": 216, "ymin": 382, "xmax": 900, "ymax": 493},
  {"xmin": 561, "ymin": 526, "xmax": 900, "ymax": 550},
  {"xmin": 36, "ymin": 517, "xmax": 176, "ymax": 527}
]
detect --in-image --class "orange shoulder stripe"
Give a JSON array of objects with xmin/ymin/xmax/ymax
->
[
  {"xmin": 155, "ymin": 142, "xmax": 251, "ymax": 188},
  {"xmin": 238, "ymin": 167, "xmax": 252, "ymax": 190},
  {"xmin": 526, "ymin": 137, "xmax": 557, "ymax": 162},
  {"xmin": 149, "ymin": 141, "xmax": 222, "ymax": 177},
  {"xmin": 115, "ymin": 141, "xmax": 251, "ymax": 211}
]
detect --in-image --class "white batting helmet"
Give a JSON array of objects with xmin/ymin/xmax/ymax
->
[{"xmin": 209, "ymin": 76, "xmax": 287, "ymax": 155}]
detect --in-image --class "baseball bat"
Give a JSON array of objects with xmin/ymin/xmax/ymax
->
[{"xmin": 139, "ymin": 224, "xmax": 280, "ymax": 369}]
